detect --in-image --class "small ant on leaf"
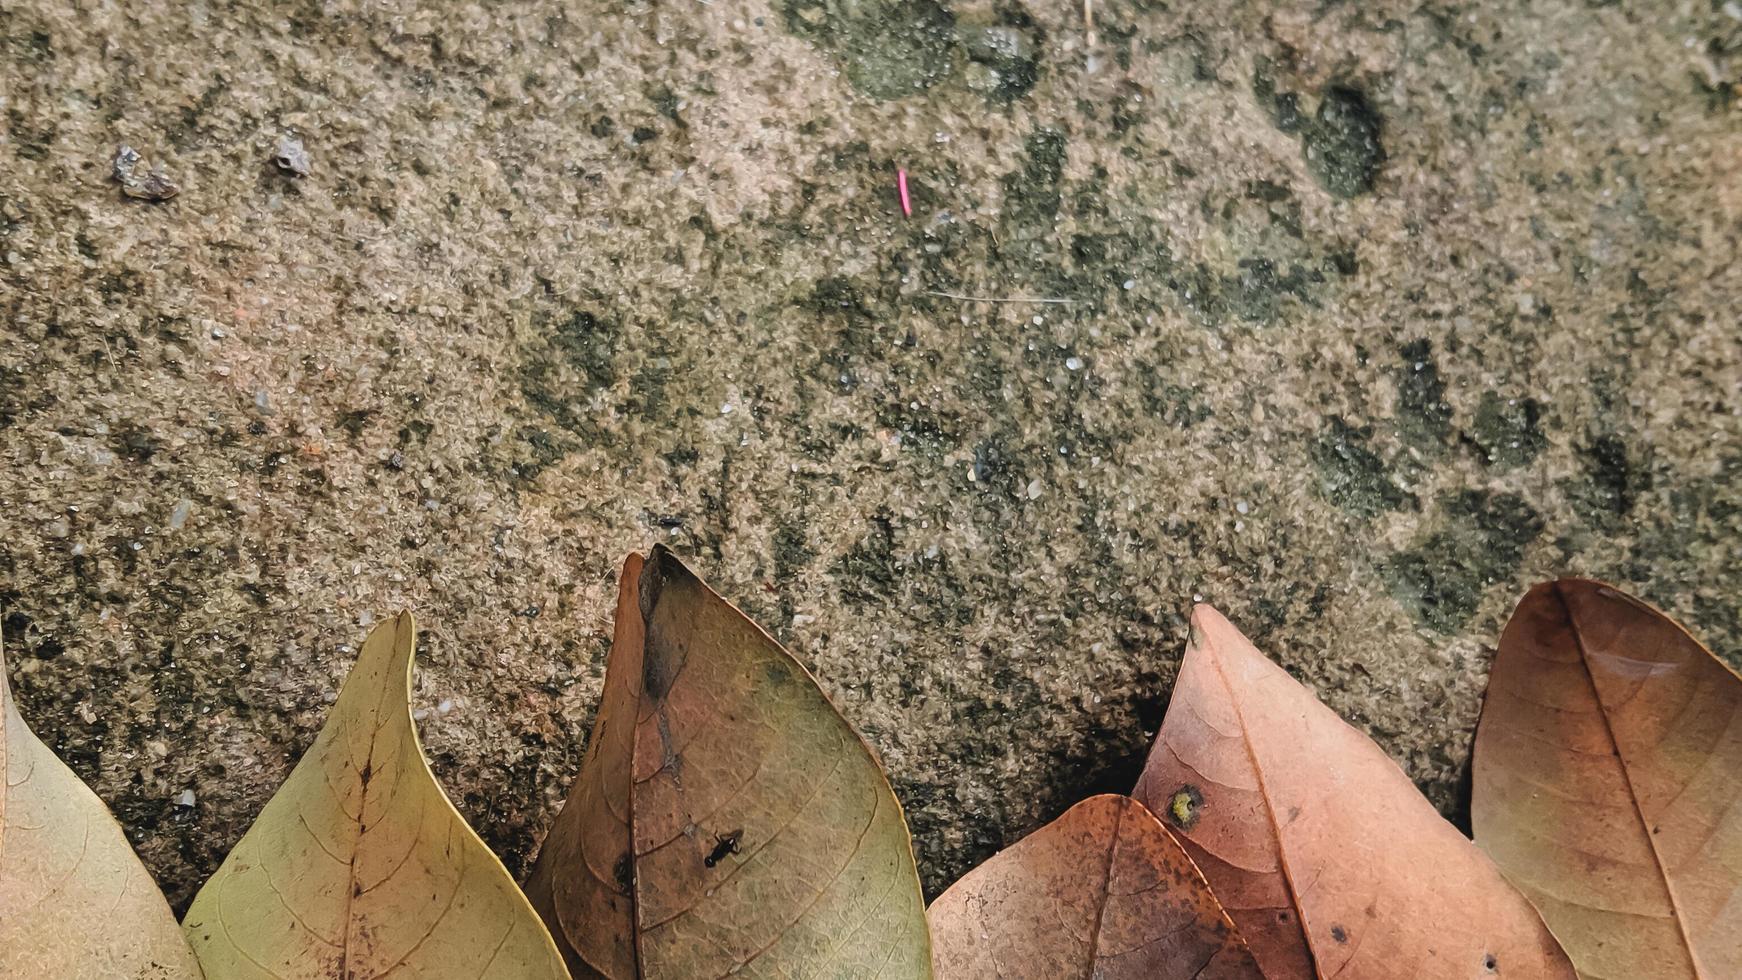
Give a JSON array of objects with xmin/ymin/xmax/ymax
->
[{"xmin": 704, "ymin": 829, "xmax": 743, "ymax": 868}]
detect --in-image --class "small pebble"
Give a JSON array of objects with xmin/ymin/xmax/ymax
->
[
  {"xmin": 168, "ymin": 498, "xmax": 193, "ymax": 530},
  {"xmin": 175, "ymin": 789, "xmax": 196, "ymax": 808},
  {"xmin": 111, "ymin": 144, "xmax": 180, "ymax": 202},
  {"xmin": 273, "ymin": 135, "xmax": 311, "ymax": 177},
  {"xmin": 436, "ymin": 699, "xmax": 455, "ymax": 716},
  {"xmin": 1025, "ymin": 478, "xmax": 1043, "ymax": 500}
]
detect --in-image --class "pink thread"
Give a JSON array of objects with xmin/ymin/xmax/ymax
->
[{"xmin": 897, "ymin": 168, "xmax": 912, "ymax": 217}]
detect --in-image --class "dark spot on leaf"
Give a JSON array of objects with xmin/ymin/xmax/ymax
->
[
  {"xmin": 1166, "ymin": 784, "xmax": 1203, "ymax": 830},
  {"xmin": 1331, "ymin": 924, "xmax": 1348, "ymax": 943},
  {"xmin": 614, "ymin": 851, "xmax": 633, "ymax": 892}
]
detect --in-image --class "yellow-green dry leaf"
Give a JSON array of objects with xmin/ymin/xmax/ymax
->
[
  {"xmin": 524, "ymin": 547, "xmax": 931, "ymax": 979},
  {"xmin": 182, "ymin": 612, "xmax": 569, "ymax": 979},
  {"xmin": 0, "ymin": 640, "xmax": 202, "ymax": 980}
]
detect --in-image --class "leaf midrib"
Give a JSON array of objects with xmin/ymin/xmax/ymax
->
[{"xmin": 1554, "ymin": 582, "xmax": 1704, "ymax": 979}]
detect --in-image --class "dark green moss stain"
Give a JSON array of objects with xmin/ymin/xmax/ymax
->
[
  {"xmin": 1393, "ymin": 340, "xmax": 1452, "ymax": 452},
  {"xmin": 1224, "ymin": 257, "xmax": 1320, "ymax": 324},
  {"xmin": 0, "ymin": 362, "xmax": 50, "ymax": 431},
  {"xmin": 1252, "ymin": 59, "xmax": 1305, "ymax": 134},
  {"xmin": 1623, "ymin": 467, "xmax": 1742, "ymax": 661},
  {"xmin": 112, "ymin": 423, "xmax": 162, "ymax": 462},
  {"xmin": 519, "ymin": 309, "xmax": 621, "ymax": 439},
  {"xmin": 1567, "ymin": 434, "xmax": 1651, "ymax": 527},
  {"xmin": 961, "ymin": 15, "xmax": 1043, "ymax": 102},
  {"xmin": 1384, "ymin": 491, "xmax": 1544, "ymax": 632},
  {"xmin": 781, "ymin": 0, "xmax": 956, "ymax": 100},
  {"xmin": 1466, "ymin": 392, "xmax": 1545, "ymax": 468},
  {"xmin": 1002, "ymin": 128, "xmax": 1069, "ymax": 230},
  {"xmin": 876, "ymin": 400, "xmax": 961, "ymax": 458},
  {"xmin": 805, "ymin": 276, "xmax": 874, "ymax": 322},
  {"xmin": 837, "ymin": 514, "xmax": 897, "ymax": 606},
  {"xmin": 1303, "ymin": 87, "xmax": 1385, "ymax": 198},
  {"xmin": 6, "ymin": 108, "xmax": 56, "ymax": 161},
  {"xmin": 1311, "ymin": 417, "xmax": 1411, "ymax": 518},
  {"xmin": 511, "ymin": 426, "xmax": 568, "ymax": 481},
  {"xmin": 1257, "ymin": 67, "xmax": 1382, "ymax": 198},
  {"xmin": 1142, "ymin": 382, "xmax": 1212, "ymax": 429},
  {"xmin": 772, "ymin": 523, "xmax": 815, "ymax": 583}
]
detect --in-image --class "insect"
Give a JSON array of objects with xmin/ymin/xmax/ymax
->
[{"xmin": 704, "ymin": 829, "xmax": 743, "ymax": 868}]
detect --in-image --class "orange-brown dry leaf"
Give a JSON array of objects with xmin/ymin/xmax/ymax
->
[
  {"xmin": 927, "ymin": 794, "xmax": 1261, "ymax": 979},
  {"xmin": 1134, "ymin": 604, "xmax": 1574, "ymax": 979},
  {"xmin": 524, "ymin": 547, "xmax": 930, "ymax": 979},
  {"xmin": 1473, "ymin": 580, "xmax": 1742, "ymax": 979}
]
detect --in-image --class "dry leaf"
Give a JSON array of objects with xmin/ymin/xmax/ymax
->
[
  {"xmin": 927, "ymin": 794, "xmax": 1261, "ymax": 979},
  {"xmin": 0, "ymin": 641, "xmax": 203, "ymax": 979},
  {"xmin": 1133, "ymin": 604, "xmax": 1573, "ymax": 979},
  {"xmin": 524, "ymin": 547, "xmax": 930, "ymax": 978},
  {"xmin": 1473, "ymin": 579, "xmax": 1742, "ymax": 978},
  {"xmin": 181, "ymin": 612, "xmax": 568, "ymax": 978}
]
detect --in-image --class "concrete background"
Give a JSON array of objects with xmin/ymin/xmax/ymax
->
[{"xmin": 1, "ymin": 0, "xmax": 1737, "ymax": 909}]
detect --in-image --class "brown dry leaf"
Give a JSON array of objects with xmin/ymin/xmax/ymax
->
[
  {"xmin": 1133, "ymin": 604, "xmax": 1574, "ymax": 979},
  {"xmin": 524, "ymin": 547, "xmax": 930, "ymax": 979},
  {"xmin": 0, "ymin": 641, "xmax": 203, "ymax": 979},
  {"xmin": 181, "ymin": 612, "xmax": 569, "ymax": 978},
  {"xmin": 1473, "ymin": 579, "xmax": 1742, "ymax": 979},
  {"xmin": 927, "ymin": 794, "xmax": 1261, "ymax": 979}
]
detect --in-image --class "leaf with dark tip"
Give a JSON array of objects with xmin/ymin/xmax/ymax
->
[
  {"xmin": 181, "ymin": 612, "xmax": 569, "ymax": 978},
  {"xmin": 927, "ymin": 794, "xmax": 1261, "ymax": 979},
  {"xmin": 1134, "ymin": 604, "xmax": 1574, "ymax": 979},
  {"xmin": 524, "ymin": 547, "xmax": 930, "ymax": 978},
  {"xmin": 1473, "ymin": 579, "xmax": 1742, "ymax": 978},
  {"xmin": 0, "ymin": 640, "xmax": 203, "ymax": 979}
]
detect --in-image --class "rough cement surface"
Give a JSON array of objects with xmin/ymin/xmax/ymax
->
[{"xmin": 1, "ymin": 0, "xmax": 1738, "ymax": 909}]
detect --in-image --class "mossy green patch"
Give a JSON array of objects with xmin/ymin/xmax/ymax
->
[
  {"xmin": 1384, "ymin": 490, "xmax": 1544, "ymax": 632},
  {"xmin": 1002, "ymin": 128, "xmax": 1069, "ymax": 231},
  {"xmin": 1564, "ymin": 433, "xmax": 1651, "ymax": 528},
  {"xmin": 1311, "ymin": 417, "xmax": 1412, "ymax": 517},
  {"xmin": 1223, "ymin": 256, "xmax": 1319, "ymax": 323},
  {"xmin": 1393, "ymin": 339, "xmax": 1453, "ymax": 452},
  {"xmin": 1624, "ymin": 466, "xmax": 1742, "ymax": 663},
  {"xmin": 1467, "ymin": 392, "xmax": 1545, "ymax": 468},
  {"xmin": 781, "ymin": 0, "xmax": 957, "ymax": 100},
  {"xmin": 519, "ymin": 308, "xmax": 621, "ymax": 440},
  {"xmin": 1251, "ymin": 58, "xmax": 1305, "ymax": 134},
  {"xmin": 836, "ymin": 514, "xmax": 898, "ymax": 606},
  {"xmin": 1303, "ymin": 86, "xmax": 1385, "ymax": 199},
  {"xmin": 959, "ymin": 18, "xmax": 1042, "ymax": 102}
]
